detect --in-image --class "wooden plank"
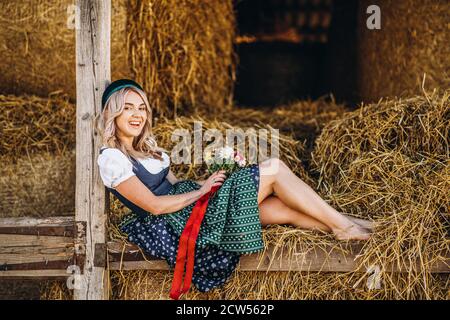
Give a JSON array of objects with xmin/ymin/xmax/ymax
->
[
  {"xmin": 0, "ymin": 234, "xmax": 73, "ymax": 248},
  {"xmin": 0, "ymin": 216, "xmax": 74, "ymax": 228},
  {"xmin": 0, "ymin": 254, "xmax": 73, "ymax": 265},
  {"xmin": 0, "ymin": 226, "xmax": 75, "ymax": 237},
  {"xmin": 107, "ymin": 241, "xmax": 450, "ymax": 273},
  {"xmin": 0, "ymin": 270, "xmax": 69, "ymax": 279},
  {"xmin": 238, "ymin": 244, "xmax": 360, "ymax": 272},
  {"xmin": 75, "ymin": 0, "xmax": 111, "ymax": 300},
  {"xmin": 0, "ymin": 216, "xmax": 75, "ymax": 237},
  {"xmin": 0, "ymin": 260, "xmax": 74, "ymax": 272}
]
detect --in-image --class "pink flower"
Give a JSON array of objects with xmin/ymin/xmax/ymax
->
[
  {"xmin": 234, "ymin": 152, "xmax": 245, "ymax": 162},
  {"xmin": 238, "ymin": 159, "xmax": 247, "ymax": 167}
]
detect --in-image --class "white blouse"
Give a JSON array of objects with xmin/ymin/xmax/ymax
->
[{"xmin": 97, "ymin": 148, "xmax": 170, "ymax": 189}]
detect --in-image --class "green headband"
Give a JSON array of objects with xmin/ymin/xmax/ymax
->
[{"xmin": 101, "ymin": 79, "xmax": 144, "ymax": 110}]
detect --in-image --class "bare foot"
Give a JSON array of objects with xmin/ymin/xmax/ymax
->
[
  {"xmin": 333, "ymin": 223, "xmax": 371, "ymax": 241},
  {"xmin": 344, "ymin": 215, "xmax": 376, "ymax": 231}
]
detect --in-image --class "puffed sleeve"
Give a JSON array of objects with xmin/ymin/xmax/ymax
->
[
  {"xmin": 161, "ymin": 151, "xmax": 171, "ymax": 168},
  {"xmin": 97, "ymin": 148, "xmax": 136, "ymax": 189}
]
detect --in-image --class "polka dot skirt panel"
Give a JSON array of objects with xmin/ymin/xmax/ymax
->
[
  {"xmin": 120, "ymin": 215, "xmax": 240, "ymax": 293},
  {"xmin": 249, "ymin": 164, "xmax": 260, "ymax": 193}
]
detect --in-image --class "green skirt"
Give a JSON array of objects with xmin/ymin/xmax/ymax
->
[{"xmin": 160, "ymin": 167, "xmax": 264, "ymax": 255}]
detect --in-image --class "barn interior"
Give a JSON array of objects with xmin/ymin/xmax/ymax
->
[{"xmin": 234, "ymin": 0, "xmax": 358, "ymax": 107}]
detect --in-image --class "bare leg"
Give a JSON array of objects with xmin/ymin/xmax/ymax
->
[
  {"xmin": 257, "ymin": 159, "xmax": 370, "ymax": 240},
  {"xmin": 259, "ymin": 196, "xmax": 331, "ymax": 232}
]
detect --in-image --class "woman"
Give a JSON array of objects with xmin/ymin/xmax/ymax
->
[{"xmin": 96, "ymin": 79, "xmax": 372, "ymax": 293}]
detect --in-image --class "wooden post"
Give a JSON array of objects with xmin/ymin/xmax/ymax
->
[{"xmin": 75, "ymin": 0, "xmax": 111, "ymax": 300}]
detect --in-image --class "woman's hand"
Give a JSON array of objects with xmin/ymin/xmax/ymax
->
[{"xmin": 199, "ymin": 170, "xmax": 226, "ymax": 195}]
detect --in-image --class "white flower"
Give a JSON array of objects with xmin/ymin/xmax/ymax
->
[
  {"xmin": 238, "ymin": 159, "xmax": 246, "ymax": 167},
  {"xmin": 219, "ymin": 146, "xmax": 234, "ymax": 160}
]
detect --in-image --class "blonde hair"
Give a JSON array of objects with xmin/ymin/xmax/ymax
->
[{"xmin": 95, "ymin": 87, "xmax": 163, "ymax": 161}]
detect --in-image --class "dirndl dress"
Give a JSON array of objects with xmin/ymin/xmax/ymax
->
[{"xmin": 97, "ymin": 147, "xmax": 263, "ymax": 292}]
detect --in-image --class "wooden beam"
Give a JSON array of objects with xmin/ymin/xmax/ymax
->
[
  {"xmin": 75, "ymin": 0, "xmax": 111, "ymax": 300},
  {"xmin": 106, "ymin": 241, "xmax": 450, "ymax": 273},
  {"xmin": 0, "ymin": 270, "xmax": 69, "ymax": 280},
  {"xmin": 0, "ymin": 216, "xmax": 74, "ymax": 228}
]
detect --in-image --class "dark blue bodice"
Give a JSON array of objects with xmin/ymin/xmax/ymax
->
[{"xmin": 99, "ymin": 147, "xmax": 172, "ymax": 219}]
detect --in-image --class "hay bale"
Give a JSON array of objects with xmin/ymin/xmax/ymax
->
[
  {"xmin": 0, "ymin": 150, "xmax": 75, "ymax": 217},
  {"xmin": 266, "ymin": 97, "xmax": 349, "ymax": 166},
  {"xmin": 0, "ymin": 0, "xmax": 130, "ymax": 99},
  {"xmin": 128, "ymin": 0, "xmax": 236, "ymax": 117},
  {"xmin": 0, "ymin": 93, "xmax": 75, "ymax": 160},
  {"xmin": 357, "ymin": 0, "xmax": 450, "ymax": 102},
  {"xmin": 311, "ymin": 90, "xmax": 449, "ymax": 299},
  {"xmin": 312, "ymin": 91, "xmax": 449, "ymax": 185}
]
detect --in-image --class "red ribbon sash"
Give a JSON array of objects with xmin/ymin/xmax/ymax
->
[{"xmin": 169, "ymin": 185, "xmax": 219, "ymax": 300}]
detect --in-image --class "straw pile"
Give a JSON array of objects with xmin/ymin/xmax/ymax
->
[
  {"xmin": 0, "ymin": 0, "xmax": 236, "ymax": 117},
  {"xmin": 0, "ymin": 94, "xmax": 76, "ymax": 217},
  {"xmin": 0, "ymin": 151, "xmax": 75, "ymax": 218},
  {"xmin": 108, "ymin": 270, "xmax": 449, "ymax": 300},
  {"xmin": 262, "ymin": 97, "xmax": 349, "ymax": 168},
  {"xmin": 357, "ymin": 0, "xmax": 450, "ymax": 102},
  {"xmin": 0, "ymin": 94, "xmax": 75, "ymax": 160},
  {"xmin": 0, "ymin": 0, "xmax": 130, "ymax": 99},
  {"xmin": 311, "ymin": 89, "xmax": 449, "ymax": 299},
  {"xmin": 127, "ymin": 0, "xmax": 236, "ymax": 117},
  {"xmin": 201, "ymin": 96, "xmax": 349, "ymax": 169}
]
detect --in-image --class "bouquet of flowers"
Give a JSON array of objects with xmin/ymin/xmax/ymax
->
[{"xmin": 204, "ymin": 146, "xmax": 247, "ymax": 175}]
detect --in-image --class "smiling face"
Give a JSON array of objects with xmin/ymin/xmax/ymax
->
[{"xmin": 115, "ymin": 90, "xmax": 148, "ymax": 142}]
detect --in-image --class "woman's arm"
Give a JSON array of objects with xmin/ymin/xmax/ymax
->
[
  {"xmin": 196, "ymin": 179, "xmax": 206, "ymax": 186},
  {"xmin": 115, "ymin": 171, "xmax": 226, "ymax": 215}
]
